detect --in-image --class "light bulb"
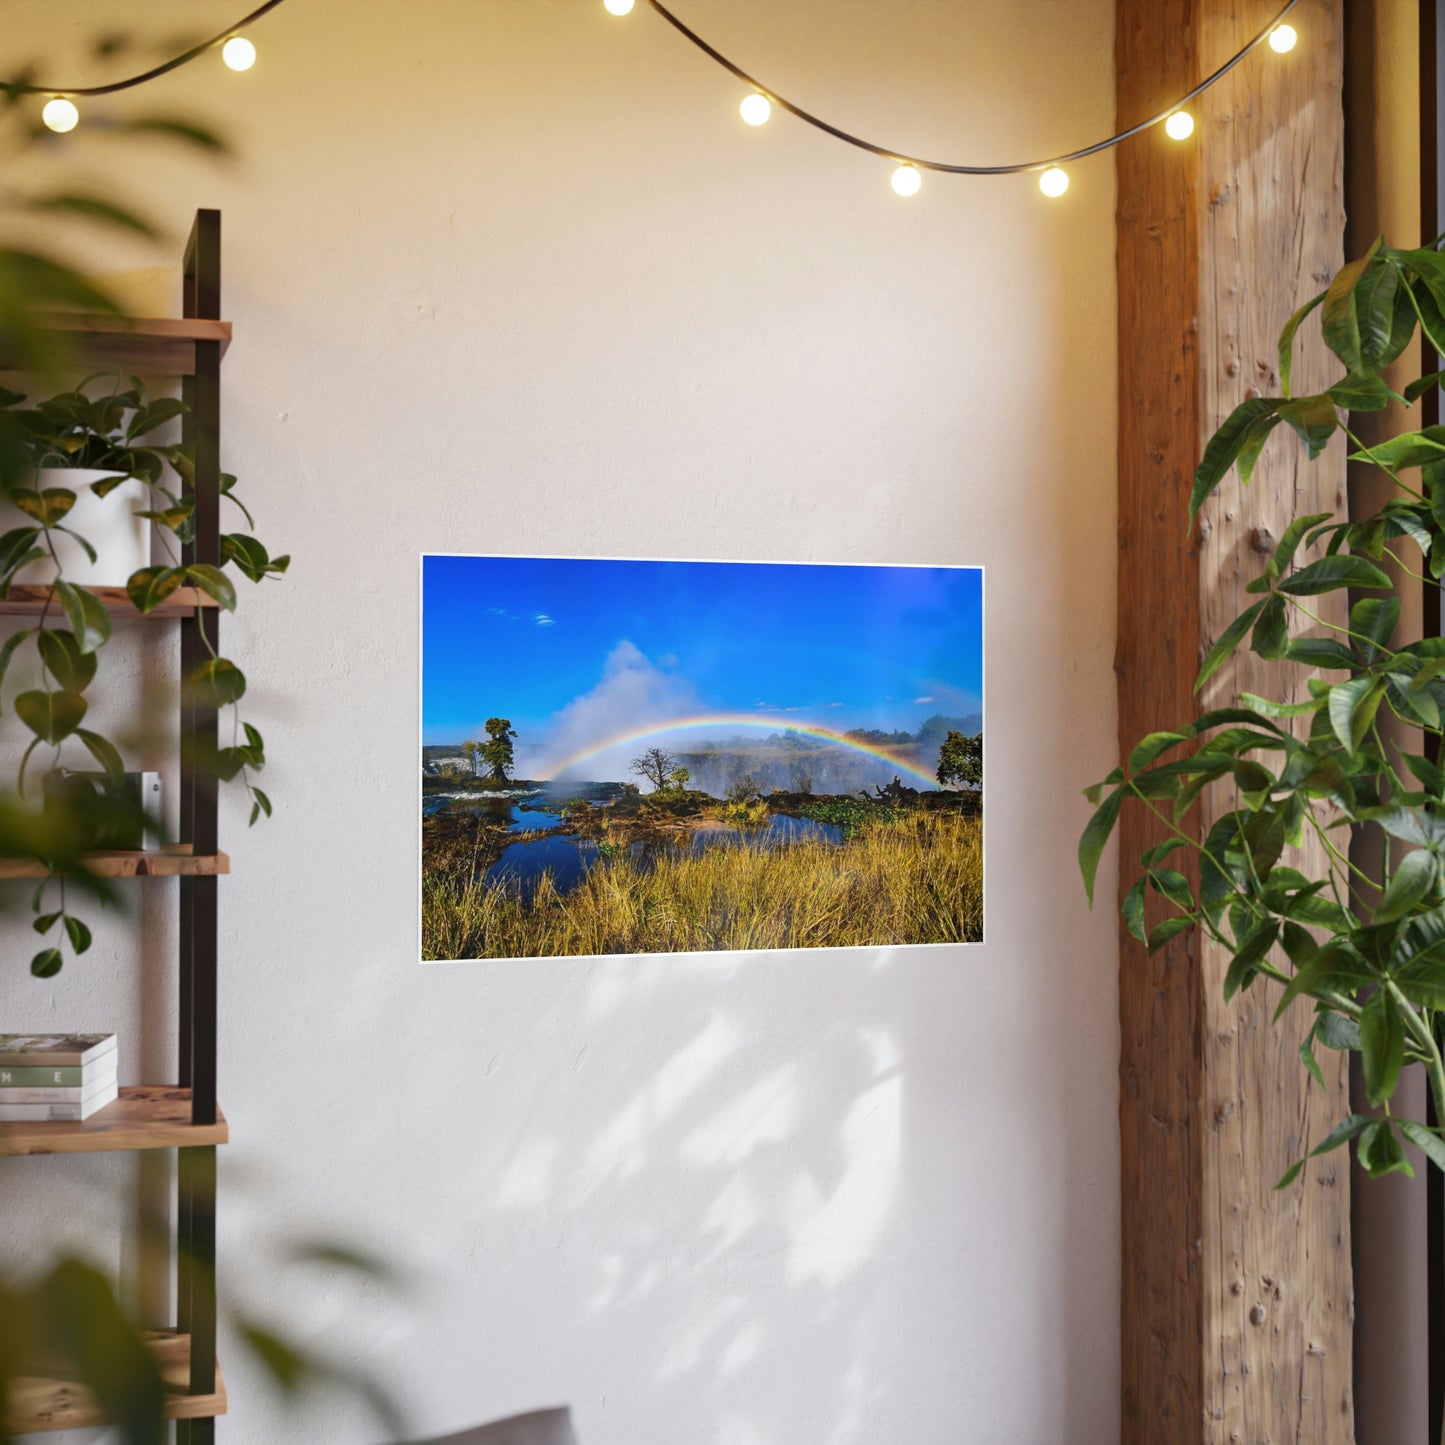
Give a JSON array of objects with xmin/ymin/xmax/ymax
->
[
  {"xmin": 604, "ymin": 0, "xmax": 635, "ymax": 14},
  {"xmin": 740, "ymin": 92, "xmax": 772, "ymax": 127},
  {"xmin": 1164, "ymin": 110, "xmax": 1194, "ymax": 140},
  {"xmin": 42, "ymin": 98, "xmax": 78, "ymax": 133},
  {"xmin": 890, "ymin": 164, "xmax": 922, "ymax": 198},
  {"xmin": 222, "ymin": 36, "xmax": 256, "ymax": 71},
  {"xmin": 1268, "ymin": 23, "xmax": 1298, "ymax": 53},
  {"xmin": 1039, "ymin": 166, "xmax": 1069, "ymax": 198}
]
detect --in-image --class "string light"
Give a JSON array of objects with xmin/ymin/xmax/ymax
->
[
  {"xmin": 17, "ymin": 0, "xmax": 1303, "ymax": 201},
  {"xmin": 41, "ymin": 98, "xmax": 79, "ymax": 133},
  {"xmin": 1038, "ymin": 167, "xmax": 1069, "ymax": 198},
  {"xmin": 891, "ymin": 164, "xmax": 922, "ymax": 198},
  {"xmin": 739, "ymin": 92, "xmax": 772, "ymax": 127},
  {"xmin": 221, "ymin": 36, "xmax": 257, "ymax": 71}
]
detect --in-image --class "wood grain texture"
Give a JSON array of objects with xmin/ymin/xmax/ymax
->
[
  {"xmin": 0, "ymin": 1086, "xmax": 228, "ymax": 1156},
  {"xmin": 0, "ymin": 584, "xmax": 218, "ymax": 618},
  {"xmin": 1116, "ymin": 2, "xmax": 1353, "ymax": 1440},
  {"xmin": 0, "ymin": 314, "xmax": 233, "ymax": 376},
  {"xmin": 3, "ymin": 1329, "xmax": 226, "ymax": 1433},
  {"xmin": 0, "ymin": 848, "xmax": 229, "ymax": 880}
]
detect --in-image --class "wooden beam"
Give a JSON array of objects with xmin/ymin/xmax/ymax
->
[{"xmin": 1115, "ymin": 2, "xmax": 1353, "ymax": 1440}]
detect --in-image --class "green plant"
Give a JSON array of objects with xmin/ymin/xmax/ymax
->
[
  {"xmin": 1081, "ymin": 236, "xmax": 1445, "ymax": 1186},
  {"xmin": 0, "ymin": 378, "xmax": 287, "ymax": 975}
]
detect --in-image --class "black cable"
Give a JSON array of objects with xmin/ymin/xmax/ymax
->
[
  {"xmin": 644, "ymin": 0, "xmax": 1303, "ymax": 174},
  {"xmin": 17, "ymin": 0, "xmax": 1302, "ymax": 179},
  {"xmin": 17, "ymin": 0, "xmax": 290, "ymax": 99}
]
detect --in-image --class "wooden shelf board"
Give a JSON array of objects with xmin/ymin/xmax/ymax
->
[
  {"xmin": 0, "ymin": 584, "xmax": 218, "ymax": 618},
  {"xmin": 1, "ymin": 313, "xmax": 232, "ymax": 376},
  {"xmin": 0, "ymin": 1085, "xmax": 227, "ymax": 1157},
  {"xmin": 5, "ymin": 1329, "xmax": 226, "ymax": 1433},
  {"xmin": 0, "ymin": 846, "xmax": 229, "ymax": 880}
]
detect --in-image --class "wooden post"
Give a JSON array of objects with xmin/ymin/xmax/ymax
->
[{"xmin": 1115, "ymin": 2, "xmax": 1354, "ymax": 1440}]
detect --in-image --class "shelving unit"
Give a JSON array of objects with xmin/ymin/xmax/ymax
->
[{"xmin": 1, "ymin": 210, "xmax": 230, "ymax": 1440}]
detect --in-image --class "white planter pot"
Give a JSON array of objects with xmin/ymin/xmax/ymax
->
[{"xmin": 6, "ymin": 469, "xmax": 151, "ymax": 589}]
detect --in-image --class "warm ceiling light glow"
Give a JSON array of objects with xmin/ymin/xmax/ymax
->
[
  {"xmin": 221, "ymin": 36, "xmax": 256, "ymax": 71},
  {"xmin": 890, "ymin": 164, "xmax": 922, "ymax": 197},
  {"xmin": 1268, "ymin": 23, "xmax": 1298, "ymax": 53},
  {"xmin": 740, "ymin": 92, "xmax": 772, "ymax": 126},
  {"xmin": 1039, "ymin": 166, "xmax": 1069, "ymax": 198},
  {"xmin": 41, "ymin": 98, "xmax": 79, "ymax": 133},
  {"xmin": 604, "ymin": 0, "xmax": 635, "ymax": 14},
  {"xmin": 1164, "ymin": 110, "xmax": 1194, "ymax": 140}
]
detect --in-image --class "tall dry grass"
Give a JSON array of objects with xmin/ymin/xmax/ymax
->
[{"xmin": 422, "ymin": 811, "xmax": 982, "ymax": 959}]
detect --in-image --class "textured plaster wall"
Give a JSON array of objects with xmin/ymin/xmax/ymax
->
[{"xmin": 1, "ymin": 3, "xmax": 1120, "ymax": 1441}]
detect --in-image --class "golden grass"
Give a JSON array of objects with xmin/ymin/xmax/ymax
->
[{"xmin": 422, "ymin": 811, "xmax": 982, "ymax": 959}]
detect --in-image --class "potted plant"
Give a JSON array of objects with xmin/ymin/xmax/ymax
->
[
  {"xmin": 1080, "ymin": 236, "xmax": 1445, "ymax": 1185},
  {"xmin": 0, "ymin": 378, "xmax": 289, "ymax": 976}
]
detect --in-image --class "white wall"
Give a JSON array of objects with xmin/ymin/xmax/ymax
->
[{"xmin": 1, "ymin": 3, "xmax": 1120, "ymax": 1441}]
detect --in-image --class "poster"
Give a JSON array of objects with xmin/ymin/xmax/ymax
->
[{"xmin": 421, "ymin": 555, "xmax": 983, "ymax": 959}]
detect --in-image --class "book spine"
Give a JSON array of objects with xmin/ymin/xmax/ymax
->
[
  {"xmin": 0, "ymin": 1085, "xmax": 107, "ymax": 1104},
  {"xmin": 0, "ymin": 1043, "xmax": 118, "ymax": 1069},
  {"xmin": 0, "ymin": 1066, "xmax": 87, "ymax": 1086}
]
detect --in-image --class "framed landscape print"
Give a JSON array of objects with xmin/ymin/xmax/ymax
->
[{"xmin": 420, "ymin": 555, "xmax": 983, "ymax": 960}]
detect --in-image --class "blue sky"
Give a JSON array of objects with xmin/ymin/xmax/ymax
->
[{"xmin": 422, "ymin": 555, "xmax": 983, "ymax": 751}]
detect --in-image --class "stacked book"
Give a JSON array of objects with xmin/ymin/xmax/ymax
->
[{"xmin": 0, "ymin": 1033, "xmax": 118, "ymax": 1121}]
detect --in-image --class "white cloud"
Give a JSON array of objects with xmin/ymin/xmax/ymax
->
[
  {"xmin": 534, "ymin": 613, "xmax": 556, "ymax": 626},
  {"xmin": 535, "ymin": 641, "xmax": 703, "ymax": 780},
  {"xmin": 914, "ymin": 695, "xmax": 935, "ymax": 704}
]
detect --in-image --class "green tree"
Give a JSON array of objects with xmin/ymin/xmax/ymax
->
[
  {"xmin": 480, "ymin": 717, "xmax": 516, "ymax": 782},
  {"xmin": 937, "ymin": 731, "xmax": 982, "ymax": 789},
  {"xmin": 462, "ymin": 739, "xmax": 479, "ymax": 775},
  {"xmin": 631, "ymin": 745, "xmax": 677, "ymax": 792},
  {"xmin": 668, "ymin": 766, "xmax": 691, "ymax": 793}
]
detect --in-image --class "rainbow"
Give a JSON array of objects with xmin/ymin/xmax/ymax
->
[{"xmin": 542, "ymin": 714, "xmax": 941, "ymax": 789}]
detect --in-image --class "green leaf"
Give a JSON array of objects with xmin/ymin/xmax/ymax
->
[
  {"xmin": 1355, "ymin": 255, "xmax": 1402, "ymax": 365},
  {"xmin": 1317, "ymin": 1012, "xmax": 1362, "ymax": 1050},
  {"xmin": 1351, "ymin": 425, "xmax": 1445, "ymax": 470},
  {"xmin": 1251, "ymin": 593, "xmax": 1289, "ymax": 659},
  {"xmin": 1277, "ymin": 555, "xmax": 1393, "ymax": 595},
  {"xmin": 1284, "ymin": 637, "xmax": 1357, "ymax": 670},
  {"xmin": 186, "ymin": 657, "xmax": 247, "ymax": 708},
  {"xmin": 63, "ymin": 915, "xmax": 92, "ymax": 954},
  {"xmin": 1328, "ymin": 674, "xmax": 1385, "ymax": 752},
  {"xmin": 1277, "ymin": 393, "xmax": 1339, "ymax": 458},
  {"xmin": 1376, "ymin": 848, "xmax": 1437, "ymax": 922},
  {"xmin": 125, "ymin": 397, "xmax": 188, "ymax": 441},
  {"xmin": 14, "ymin": 688, "xmax": 86, "ymax": 744},
  {"xmin": 185, "ymin": 563, "xmax": 237, "ymax": 612},
  {"xmin": 1299, "ymin": 1022, "xmax": 1325, "ymax": 1090},
  {"xmin": 1079, "ymin": 788, "xmax": 1123, "ymax": 906},
  {"xmin": 125, "ymin": 565, "xmax": 185, "ymax": 614},
  {"xmin": 33, "ymin": 910, "xmax": 61, "ymax": 934},
  {"xmin": 1360, "ymin": 989, "xmax": 1405, "ymax": 1105},
  {"xmin": 1274, "ymin": 1159, "xmax": 1306, "ymax": 1190},
  {"xmin": 1222, "ymin": 920, "xmax": 1279, "ymax": 1001},
  {"xmin": 1407, "ymin": 369, "xmax": 1445, "ymax": 403},
  {"xmin": 1398, "ymin": 1119, "xmax": 1445, "ymax": 1172},
  {"xmin": 30, "ymin": 947, "xmax": 62, "ymax": 977},
  {"xmin": 37, "ymin": 629, "xmax": 97, "ymax": 692},
  {"xmin": 52, "ymin": 580, "xmax": 112, "ymax": 653},
  {"xmin": 252, "ymin": 785, "xmax": 272, "ymax": 818},
  {"xmin": 25, "ymin": 191, "xmax": 161, "ymax": 239},
  {"xmin": 1361, "ymin": 1119, "xmax": 1415, "ymax": 1178},
  {"xmin": 1278, "ymin": 289, "xmax": 1326, "ymax": 398},
  {"xmin": 1351, "ymin": 596, "xmax": 1400, "ymax": 661},
  {"xmin": 75, "ymin": 727, "xmax": 125, "ymax": 785},
  {"xmin": 1271, "ymin": 511, "xmax": 1334, "ymax": 577},
  {"xmin": 1129, "ymin": 731, "xmax": 1188, "ymax": 773},
  {"xmin": 1404, "ymin": 752, "xmax": 1445, "ymax": 795},
  {"xmin": 1190, "ymin": 399, "xmax": 1281, "ymax": 523},
  {"xmin": 1146, "ymin": 915, "xmax": 1193, "ymax": 954},
  {"xmin": 1320, "ymin": 246, "xmax": 1375, "ymax": 372},
  {"xmin": 1196, "ymin": 599, "xmax": 1266, "ymax": 691},
  {"xmin": 1329, "ymin": 372, "xmax": 1396, "ymax": 412}
]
